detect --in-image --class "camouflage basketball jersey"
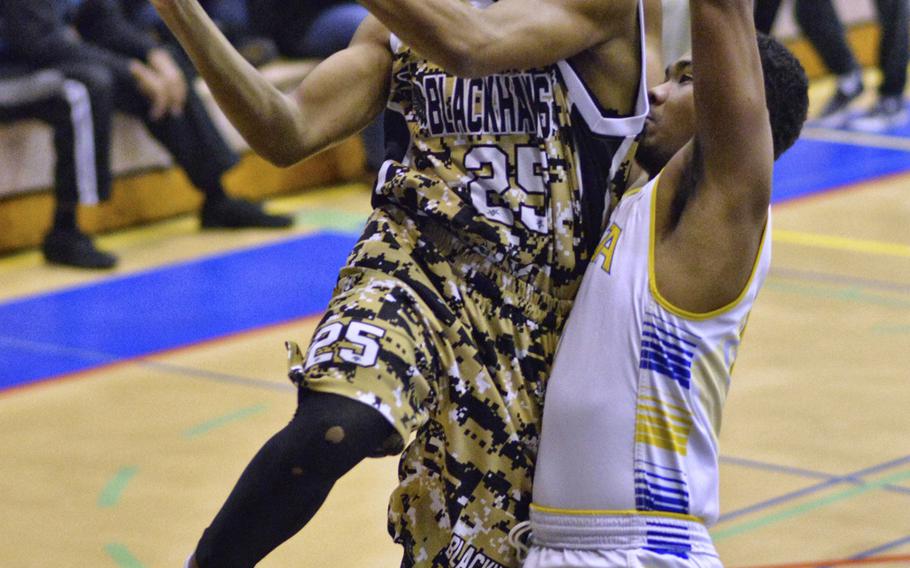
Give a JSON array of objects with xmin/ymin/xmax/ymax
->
[
  {"xmin": 376, "ymin": 4, "xmax": 649, "ymax": 301},
  {"xmin": 295, "ymin": 5, "xmax": 648, "ymax": 567}
]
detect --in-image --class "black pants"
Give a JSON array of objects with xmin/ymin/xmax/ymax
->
[
  {"xmin": 0, "ymin": 69, "xmax": 107, "ymax": 206},
  {"xmin": 2, "ymin": 49, "xmax": 238, "ymax": 206},
  {"xmin": 755, "ymin": 0, "xmax": 909, "ymax": 96}
]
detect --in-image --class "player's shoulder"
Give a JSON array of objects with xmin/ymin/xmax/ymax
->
[
  {"xmin": 618, "ymin": 184, "xmax": 649, "ymax": 207},
  {"xmin": 351, "ymin": 14, "xmax": 393, "ymax": 51},
  {"xmin": 606, "ymin": 180, "xmax": 653, "ymax": 229}
]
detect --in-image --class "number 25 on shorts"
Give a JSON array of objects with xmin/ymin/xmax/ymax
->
[{"xmin": 305, "ymin": 321, "xmax": 387, "ymax": 370}]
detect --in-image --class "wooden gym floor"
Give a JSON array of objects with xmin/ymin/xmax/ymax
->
[{"xmin": 0, "ymin": 75, "xmax": 908, "ymax": 568}]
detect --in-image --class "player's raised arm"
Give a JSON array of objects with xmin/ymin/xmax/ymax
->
[
  {"xmin": 689, "ymin": 0, "xmax": 773, "ymax": 214},
  {"xmin": 358, "ymin": 0, "xmax": 637, "ymax": 77},
  {"xmin": 643, "ymin": 0, "xmax": 664, "ymax": 88},
  {"xmin": 648, "ymin": 0, "xmax": 807, "ymax": 313},
  {"xmin": 150, "ymin": 0, "xmax": 391, "ymax": 166}
]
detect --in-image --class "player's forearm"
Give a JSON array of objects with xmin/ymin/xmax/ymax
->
[
  {"xmin": 153, "ymin": 0, "xmax": 310, "ymax": 166},
  {"xmin": 689, "ymin": 0, "xmax": 770, "ymax": 186},
  {"xmin": 690, "ymin": 0, "xmax": 768, "ymax": 132}
]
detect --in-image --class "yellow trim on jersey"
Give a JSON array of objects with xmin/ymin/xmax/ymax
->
[
  {"xmin": 530, "ymin": 504, "xmax": 704, "ymax": 523},
  {"xmin": 647, "ymin": 174, "xmax": 770, "ymax": 321},
  {"xmin": 621, "ymin": 186, "xmax": 644, "ymax": 200},
  {"xmin": 639, "ymin": 394, "xmax": 688, "ymax": 416},
  {"xmin": 635, "ymin": 405, "xmax": 692, "ymax": 455},
  {"xmin": 729, "ymin": 313, "xmax": 753, "ymax": 376},
  {"xmin": 635, "ymin": 426, "xmax": 689, "ymax": 455}
]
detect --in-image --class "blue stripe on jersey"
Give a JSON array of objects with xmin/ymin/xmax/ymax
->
[
  {"xmin": 648, "ymin": 530, "xmax": 690, "ymax": 540},
  {"xmin": 644, "ymin": 546, "xmax": 691, "ymax": 559},
  {"xmin": 636, "ymin": 461, "xmax": 691, "ymax": 515},
  {"xmin": 640, "ymin": 317, "xmax": 697, "ymax": 389},
  {"xmin": 640, "ymin": 347, "xmax": 693, "ymax": 374},
  {"xmin": 633, "ymin": 468, "xmax": 686, "ymax": 485},
  {"xmin": 635, "ymin": 490, "xmax": 690, "ymax": 512},
  {"xmin": 646, "ymin": 520, "xmax": 693, "ymax": 531},
  {"xmin": 637, "ymin": 479, "xmax": 689, "ymax": 497},
  {"xmin": 644, "ymin": 311, "xmax": 701, "ymax": 338},
  {"xmin": 641, "ymin": 334, "xmax": 694, "ymax": 357},
  {"xmin": 634, "ymin": 487, "xmax": 689, "ymax": 504},
  {"xmin": 647, "ymin": 538, "xmax": 691, "ymax": 548},
  {"xmin": 645, "ymin": 520, "xmax": 693, "ymax": 557},
  {"xmin": 642, "ymin": 321, "xmax": 698, "ymax": 349},
  {"xmin": 640, "ymin": 359, "xmax": 691, "ymax": 389}
]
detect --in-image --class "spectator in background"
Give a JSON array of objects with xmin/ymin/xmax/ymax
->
[
  {"xmin": 248, "ymin": 0, "xmax": 385, "ymax": 170},
  {"xmin": 0, "ymin": 67, "xmax": 118, "ymax": 268},
  {"xmin": 0, "ymin": 0, "xmax": 291, "ymax": 269},
  {"xmin": 755, "ymin": 0, "xmax": 908, "ymax": 132},
  {"xmin": 120, "ymin": 0, "xmax": 278, "ymax": 67}
]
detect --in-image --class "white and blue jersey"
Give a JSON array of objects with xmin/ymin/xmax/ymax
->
[{"xmin": 527, "ymin": 175, "xmax": 772, "ymax": 566}]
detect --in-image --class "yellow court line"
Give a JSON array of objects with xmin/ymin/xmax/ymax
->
[{"xmin": 774, "ymin": 229, "xmax": 910, "ymax": 258}]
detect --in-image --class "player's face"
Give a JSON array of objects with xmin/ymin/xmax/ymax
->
[{"xmin": 637, "ymin": 56, "xmax": 696, "ymax": 176}]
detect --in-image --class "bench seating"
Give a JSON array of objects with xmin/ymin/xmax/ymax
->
[{"xmin": 0, "ymin": 59, "xmax": 367, "ymax": 254}]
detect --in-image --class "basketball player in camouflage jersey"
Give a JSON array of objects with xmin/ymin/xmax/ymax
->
[{"xmin": 151, "ymin": 0, "xmax": 659, "ymax": 566}]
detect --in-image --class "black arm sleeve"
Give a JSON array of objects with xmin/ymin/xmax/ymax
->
[
  {"xmin": 73, "ymin": 0, "xmax": 158, "ymax": 62},
  {"xmin": 1, "ymin": 0, "xmax": 135, "ymax": 78}
]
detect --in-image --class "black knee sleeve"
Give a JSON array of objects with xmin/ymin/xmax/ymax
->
[
  {"xmin": 195, "ymin": 392, "xmax": 396, "ymax": 568},
  {"xmin": 288, "ymin": 390, "xmax": 399, "ymax": 475}
]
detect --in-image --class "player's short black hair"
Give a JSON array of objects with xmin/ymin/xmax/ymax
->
[{"xmin": 757, "ymin": 32, "xmax": 809, "ymax": 159}]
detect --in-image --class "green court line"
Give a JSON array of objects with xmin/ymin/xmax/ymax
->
[
  {"xmin": 873, "ymin": 323, "xmax": 910, "ymax": 335},
  {"xmin": 98, "ymin": 466, "xmax": 139, "ymax": 508},
  {"xmin": 104, "ymin": 543, "xmax": 146, "ymax": 568},
  {"xmin": 294, "ymin": 209, "xmax": 367, "ymax": 234},
  {"xmin": 765, "ymin": 279, "xmax": 910, "ymax": 309},
  {"xmin": 183, "ymin": 404, "xmax": 268, "ymax": 439},
  {"xmin": 712, "ymin": 468, "xmax": 910, "ymax": 542}
]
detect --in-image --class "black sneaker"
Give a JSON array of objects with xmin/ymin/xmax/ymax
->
[
  {"xmin": 814, "ymin": 72, "xmax": 864, "ymax": 128},
  {"xmin": 200, "ymin": 197, "xmax": 293, "ymax": 229},
  {"xmin": 848, "ymin": 95, "xmax": 909, "ymax": 132},
  {"xmin": 42, "ymin": 229, "xmax": 118, "ymax": 269}
]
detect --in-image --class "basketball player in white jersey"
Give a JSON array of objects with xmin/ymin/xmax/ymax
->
[
  {"xmin": 150, "ymin": 0, "xmax": 663, "ymax": 567},
  {"xmin": 524, "ymin": 0, "xmax": 809, "ymax": 566}
]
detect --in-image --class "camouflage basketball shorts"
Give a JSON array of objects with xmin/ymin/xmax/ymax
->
[{"xmin": 286, "ymin": 205, "xmax": 573, "ymax": 567}]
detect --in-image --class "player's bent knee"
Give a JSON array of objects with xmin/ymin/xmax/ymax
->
[{"xmin": 290, "ymin": 391, "xmax": 399, "ymax": 474}]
